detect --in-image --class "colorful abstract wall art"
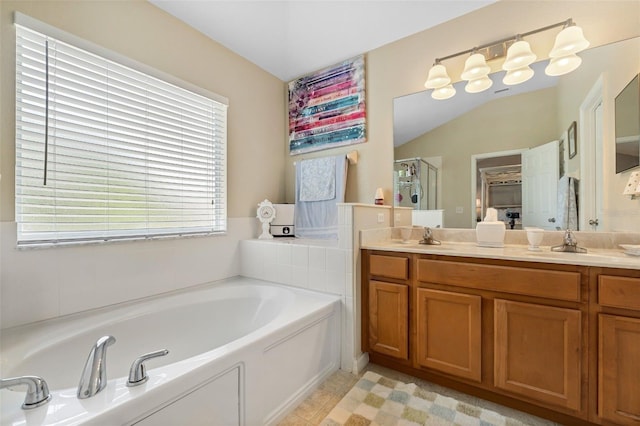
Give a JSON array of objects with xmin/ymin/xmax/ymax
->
[{"xmin": 288, "ymin": 55, "xmax": 366, "ymax": 155}]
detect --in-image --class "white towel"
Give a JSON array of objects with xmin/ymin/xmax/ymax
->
[
  {"xmin": 299, "ymin": 157, "xmax": 336, "ymax": 202},
  {"xmin": 295, "ymin": 155, "xmax": 347, "ymax": 239},
  {"xmin": 557, "ymin": 176, "xmax": 578, "ymax": 230}
]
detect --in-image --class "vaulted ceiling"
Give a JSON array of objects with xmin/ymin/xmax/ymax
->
[{"xmin": 149, "ymin": 1, "xmax": 495, "ymax": 81}]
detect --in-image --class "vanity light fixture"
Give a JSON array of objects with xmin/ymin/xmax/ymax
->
[
  {"xmin": 461, "ymin": 53, "xmax": 491, "ymax": 81},
  {"xmin": 503, "ymin": 66, "xmax": 535, "ymax": 85},
  {"xmin": 502, "ymin": 37, "xmax": 537, "ymax": 85},
  {"xmin": 461, "ymin": 52, "xmax": 492, "ymax": 93},
  {"xmin": 423, "ymin": 18, "xmax": 589, "ymax": 100},
  {"xmin": 424, "ymin": 61, "xmax": 451, "ymax": 90},
  {"xmin": 465, "ymin": 75, "xmax": 493, "ymax": 93},
  {"xmin": 431, "ymin": 84, "xmax": 456, "ymax": 100}
]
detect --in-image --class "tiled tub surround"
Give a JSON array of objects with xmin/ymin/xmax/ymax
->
[
  {"xmin": 241, "ymin": 238, "xmax": 354, "ymax": 374},
  {"xmin": 240, "ymin": 238, "xmax": 351, "ymax": 296},
  {"xmin": 1, "ymin": 277, "xmax": 341, "ymax": 426},
  {"xmin": 241, "ymin": 203, "xmax": 393, "ymax": 374},
  {"xmin": 361, "ymin": 227, "xmax": 640, "ymax": 269}
]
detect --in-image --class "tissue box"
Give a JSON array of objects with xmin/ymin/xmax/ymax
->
[
  {"xmin": 476, "ymin": 221, "xmax": 506, "ymax": 247},
  {"xmin": 271, "ymin": 204, "xmax": 295, "ymax": 237}
]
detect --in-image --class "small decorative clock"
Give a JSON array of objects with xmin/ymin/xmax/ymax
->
[{"xmin": 256, "ymin": 199, "xmax": 276, "ymax": 239}]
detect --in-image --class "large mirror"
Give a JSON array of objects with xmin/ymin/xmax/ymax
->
[
  {"xmin": 615, "ymin": 73, "xmax": 640, "ymax": 173},
  {"xmin": 394, "ymin": 36, "xmax": 640, "ymax": 232}
]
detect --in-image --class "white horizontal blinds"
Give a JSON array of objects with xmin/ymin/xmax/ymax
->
[{"xmin": 15, "ymin": 25, "xmax": 227, "ymax": 245}]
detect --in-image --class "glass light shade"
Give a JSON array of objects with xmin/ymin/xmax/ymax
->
[
  {"xmin": 503, "ymin": 66, "xmax": 534, "ymax": 85},
  {"xmin": 502, "ymin": 40, "xmax": 537, "ymax": 70},
  {"xmin": 431, "ymin": 84, "xmax": 456, "ymax": 100},
  {"xmin": 545, "ymin": 54, "xmax": 582, "ymax": 76},
  {"xmin": 549, "ymin": 25, "xmax": 590, "ymax": 57},
  {"xmin": 465, "ymin": 75, "xmax": 493, "ymax": 93},
  {"xmin": 424, "ymin": 64, "xmax": 451, "ymax": 89},
  {"xmin": 461, "ymin": 53, "xmax": 490, "ymax": 81}
]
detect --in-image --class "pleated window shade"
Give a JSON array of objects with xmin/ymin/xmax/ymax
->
[{"xmin": 15, "ymin": 24, "xmax": 228, "ymax": 246}]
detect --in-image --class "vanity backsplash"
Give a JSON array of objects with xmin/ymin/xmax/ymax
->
[{"xmin": 363, "ymin": 227, "xmax": 640, "ymax": 250}]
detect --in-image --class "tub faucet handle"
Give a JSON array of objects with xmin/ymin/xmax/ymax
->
[
  {"xmin": 0, "ymin": 376, "xmax": 52, "ymax": 409},
  {"xmin": 127, "ymin": 349, "xmax": 169, "ymax": 387}
]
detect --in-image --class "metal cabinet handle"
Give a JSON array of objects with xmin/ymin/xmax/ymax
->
[
  {"xmin": 548, "ymin": 218, "xmax": 556, "ymax": 223},
  {"xmin": 589, "ymin": 219, "xmax": 599, "ymax": 226},
  {"xmin": 126, "ymin": 349, "xmax": 169, "ymax": 387}
]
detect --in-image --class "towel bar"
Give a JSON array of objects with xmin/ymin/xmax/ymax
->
[{"xmin": 293, "ymin": 150, "xmax": 358, "ymax": 166}]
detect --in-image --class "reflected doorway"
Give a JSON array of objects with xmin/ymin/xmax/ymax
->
[{"xmin": 471, "ymin": 150, "xmax": 526, "ymax": 229}]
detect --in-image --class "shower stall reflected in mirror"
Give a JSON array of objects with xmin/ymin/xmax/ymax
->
[{"xmin": 393, "ymin": 157, "xmax": 438, "ymax": 210}]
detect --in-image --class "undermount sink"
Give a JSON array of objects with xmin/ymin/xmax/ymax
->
[
  {"xmin": 419, "ymin": 245, "xmax": 449, "ymax": 250},
  {"xmin": 396, "ymin": 241, "xmax": 449, "ymax": 250},
  {"xmin": 525, "ymin": 250, "xmax": 615, "ymax": 261}
]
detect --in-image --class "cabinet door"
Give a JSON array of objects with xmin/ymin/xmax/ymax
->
[
  {"xmin": 599, "ymin": 314, "xmax": 640, "ymax": 424},
  {"xmin": 369, "ymin": 280, "xmax": 408, "ymax": 359},
  {"xmin": 415, "ymin": 288, "xmax": 482, "ymax": 381},
  {"xmin": 494, "ymin": 299, "xmax": 581, "ymax": 411}
]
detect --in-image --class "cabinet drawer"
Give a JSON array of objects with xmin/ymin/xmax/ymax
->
[
  {"xmin": 417, "ymin": 259, "xmax": 580, "ymax": 302},
  {"xmin": 599, "ymin": 275, "xmax": 640, "ymax": 310},
  {"xmin": 370, "ymin": 254, "xmax": 409, "ymax": 280}
]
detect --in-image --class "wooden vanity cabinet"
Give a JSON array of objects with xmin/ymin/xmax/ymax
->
[
  {"xmin": 363, "ymin": 250, "xmax": 592, "ymax": 425},
  {"xmin": 593, "ymin": 271, "xmax": 640, "ymax": 425},
  {"xmin": 416, "ymin": 257, "xmax": 586, "ymax": 415}
]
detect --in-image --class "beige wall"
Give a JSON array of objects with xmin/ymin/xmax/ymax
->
[
  {"xmin": 4, "ymin": 1, "xmax": 637, "ymax": 220},
  {"xmin": 0, "ymin": 0, "xmax": 286, "ymax": 221},
  {"xmin": 395, "ymin": 88, "xmax": 558, "ymax": 228},
  {"xmin": 293, "ymin": 1, "xmax": 639, "ymax": 208}
]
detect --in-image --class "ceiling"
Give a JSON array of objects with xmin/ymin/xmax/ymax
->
[{"xmin": 149, "ymin": 0, "xmax": 495, "ymax": 82}]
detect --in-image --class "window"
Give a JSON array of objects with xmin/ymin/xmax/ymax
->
[{"xmin": 15, "ymin": 20, "xmax": 228, "ymax": 246}]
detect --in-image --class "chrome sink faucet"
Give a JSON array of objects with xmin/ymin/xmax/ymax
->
[
  {"xmin": 551, "ymin": 229, "xmax": 587, "ymax": 253},
  {"xmin": 419, "ymin": 227, "xmax": 441, "ymax": 245},
  {"xmin": 0, "ymin": 376, "xmax": 51, "ymax": 409},
  {"xmin": 77, "ymin": 335, "xmax": 116, "ymax": 399}
]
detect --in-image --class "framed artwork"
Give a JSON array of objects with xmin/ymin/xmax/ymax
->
[
  {"xmin": 568, "ymin": 121, "xmax": 577, "ymax": 159},
  {"xmin": 288, "ymin": 55, "xmax": 366, "ymax": 155}
]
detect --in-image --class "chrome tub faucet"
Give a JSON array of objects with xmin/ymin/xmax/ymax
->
[
  {"xmin": 77, "ymin": 335, "xmax": 116, "ymax": 399},
  {"xmin": 0, "ymin": 376, "xmax": 52, "ymax": 409}
]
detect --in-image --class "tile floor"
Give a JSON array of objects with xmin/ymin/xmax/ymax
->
[{"xmin": 278, "ymin": 364, "xmax": 559, "ymax": 426}]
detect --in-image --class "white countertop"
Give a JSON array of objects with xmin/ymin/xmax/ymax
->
[{"xmin": 361, "ymin": 239, "xmax": 640, "ymax": 270}]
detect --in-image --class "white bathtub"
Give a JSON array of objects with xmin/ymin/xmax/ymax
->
[{"xmin": 0, "ymin": 277, "xmax": 342, "ymax": 425}]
